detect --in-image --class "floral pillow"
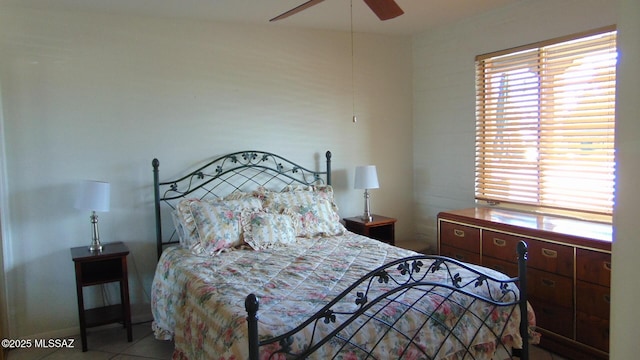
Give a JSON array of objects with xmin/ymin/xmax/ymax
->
[
  {"xmin": 263, "ymin": 187, "xmax": 345, "ymax": 237},
  {"xmin": 240, "ymin": 210, "xmax": 298, "ymax": 250},
  {"xmin": 188, "ymin": 200, "xmax": 243, "ymax": 256},
  {"xmin": 282, "ymin": 200, "xmax": 346, "ymax": 237},
  {"xmin": 172, "ymin": 199, "xmax": 201, "ymax": 247},
  {"xmin": 279, "ymin": 184, "xmax": 335, "ymax": 202},
  {"xmin": 172, "ymin": 196, "xmax": 262, "ymax": 253}
]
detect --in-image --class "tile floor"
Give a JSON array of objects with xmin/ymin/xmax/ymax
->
[
  {"xmin": 6, "ymin": 321, "xmax": 565, "ymax": 360},
  {"xmin": 6, "ymin": 322, "xmax": 173, "ymax": 360}
]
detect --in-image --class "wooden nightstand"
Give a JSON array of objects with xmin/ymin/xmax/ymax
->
[
  {"xmin": 343, "ymin": 214, "xmax": 397, "ymax": 246},
  {"xmin": 71, "ymin": 241, "xmax": 132, "ymax": 352}
]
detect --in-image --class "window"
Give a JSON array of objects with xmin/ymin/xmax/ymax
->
[{"xmin": 475, "ymin": 26, "xmax": 617, "ymax": 218}]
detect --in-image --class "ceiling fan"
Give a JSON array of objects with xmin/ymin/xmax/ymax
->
[{"xmin": 270, "ymin": 0, "xmax": 404, "ymax": 22}]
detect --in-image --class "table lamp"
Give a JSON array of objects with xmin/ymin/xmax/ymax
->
[
  {"xmin": 354, "ymin": 165, "xmax": 379, "ymax": 222},
  {"xmin": 75, "ymin": 180, "xmax": 110, "ymax": 252}
]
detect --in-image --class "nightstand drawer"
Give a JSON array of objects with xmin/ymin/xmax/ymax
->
[
  {"xmin": 439, "ymin": 222, "xmax": 480, "ymax": 253},
  {"xmin": 576, "ymin": 249, "xmax": 611, "ymax": 286},
  {"xmin": 79, "ymin": 258, "xmax": 124, "ymax": 285}
]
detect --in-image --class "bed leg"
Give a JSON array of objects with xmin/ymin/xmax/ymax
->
[
  {"xmin": 152, "ymin": 158, "xmax": 163, "ymax": 260},
  {"xmin": 245, "ymin": 294, "xmax": 260, "ymax": 360},
  {"xmin": 517, "ymin": 241, "xmax": 529, "ymax": 360}
]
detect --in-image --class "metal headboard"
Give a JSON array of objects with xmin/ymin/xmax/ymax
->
[{"xmin": 152, "ymin": 150, "xmax": 332, "ymax": 259}]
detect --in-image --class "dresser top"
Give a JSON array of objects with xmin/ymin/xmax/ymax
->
[{"xmin": 438, "ymin": 207, "xmax": 612, "ymax": 244}]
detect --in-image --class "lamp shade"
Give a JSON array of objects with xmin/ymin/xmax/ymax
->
[
  {"xmin": 75, "ymin": 180, "xmax": 110, "ymax": 212},
  {"xmin": 354, "ymin": 165, "xmax": 379, "ymax": 190}
]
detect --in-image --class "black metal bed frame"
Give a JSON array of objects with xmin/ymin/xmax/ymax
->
[
  {"xmin": 152, "ymin": 150, "xmax": 529, "ymax": 360},
  {"xmin": 246, "ymin": 241, "xmax": 529, "ymax": 360},
  {"xmin": 152, "ymin": 150, "xmax": 332, "ymax": 259}
]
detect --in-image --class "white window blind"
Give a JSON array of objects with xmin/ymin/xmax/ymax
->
[{"xmin": 475, "ymin": 26, "xmax": 617, "ymax": 216}]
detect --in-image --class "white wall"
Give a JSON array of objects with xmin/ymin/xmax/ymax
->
[
  {"xmin": 412, "ymin": 0, "xmax": 618, "ymax": 250},
  {"xmin": 0, "ymin": 6, "xmax": 413, "ymax": 337},
  {"xmin": 610, "ymin": 0, "xmax": 640, "ymax": 358}
]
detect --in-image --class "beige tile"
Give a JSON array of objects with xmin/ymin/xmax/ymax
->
[
  {"xmin": 80, "ymin": 323, "xmax": 153, "ymax": 354},
  {"xmin": 120, "ymin": 334, "xmax": 173, "ymax": 360},
  {"xmin": 80, "ymin": 330, "xmax": 132, "ymax": 354},
  {"xmin": 6, "ymin": 347, "xmax": 57, "ymax": 360},
  {"xmin": 6, "ymin": 347, "xmax": 112, "ymax": 360},
  {"xmin": 41, "ymin": 349, "xmax": 114, "ymax": 360}
]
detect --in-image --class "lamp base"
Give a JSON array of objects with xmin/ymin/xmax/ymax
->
[
  {"xmin": 88, "ymin": 242, "xmax": 103, "ymax": 252},
  {"xmin": 362, "ymin": 189, "xmax": 373, "ymax": 223},
  {"xmin": 88, "ymin": 211, "xmax": 103, "ymax": 252}
]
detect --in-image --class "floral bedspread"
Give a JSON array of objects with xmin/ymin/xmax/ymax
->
[{"xmin": 151, "ymin": 232, "xmax": 532, "ymax": 360}]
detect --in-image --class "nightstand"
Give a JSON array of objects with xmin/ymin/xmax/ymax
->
[
  {"xmin": 343, "ymin": 214, "xmax": 397, "ymax": 246},
  {"xmin": 71, "ymin": 242, "xmax": 132, "ymax": 352}
]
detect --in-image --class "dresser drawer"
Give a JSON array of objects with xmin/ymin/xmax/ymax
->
[
  {"xmin": 528, "ymin": 268, "xmax": 573, "ymax": 308},
  {"xmin": 576, "ymin": 281, "xmax": 610, "ymax": 319},
  {"xmin": 527, "ymin": 239, "xmax": 573, "ymax": 277},
  {"xmin": 529, "ymin": 298, "xmax": 574, "ymax": 338},
  {"xmin": 576, "ymin": 312, "xmax": 610, "ymax": 352},
  {"xmin": 440, "ymin": 245, "xmax": 481, "ymax": 264},
  {"xmin": 482, "ymin": 230, "xmax": 522, "ymax": 263},
  {"xmin": 439, "ymin": 221, "xmax": 480, "ymax": 253},
  {"xmin": 576, "ymin": 249, "xmax": 611, "ymax": 287},
  {"xmin": 482, "ymin": 256, "xmax": 518, "ymax": 277}
]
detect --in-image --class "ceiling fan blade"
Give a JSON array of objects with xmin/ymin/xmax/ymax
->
[
  {"xmin": 270, "ymin": 0, "xmax": 326, "ymax": 22},
  {"xmin": 363, "ymin": 0, "xmax": 404, "ymax": 20}
]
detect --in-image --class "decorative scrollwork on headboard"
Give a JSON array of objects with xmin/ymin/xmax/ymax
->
[{"xmin": 152, "ymin": 150, "xmax": 332, "ymax": 259}]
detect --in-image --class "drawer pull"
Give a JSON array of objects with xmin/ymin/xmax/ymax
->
[
  {"xmin": 493, "ymin": 238, "xmax": 507, "ymax": 247},
  {"xmin": 604, "ymin": 261, "xmax": 612, "ymax": 271},
  {"xmin": 453, "ymin": 229, "xmax": 465, "ymax": 238},
  {"xmin": 541, "ymin": 278, "xmax": 556, "ymax": 288},
  {"xmin": 453, "ymin": 253, "xmax": 465, "ymax": 261},
  {"xmin": 604, "ymin": 294, "xmax": 611, "ymax": 304},
  {"xmin": 541, "ymin": 248, "xmax": 558, "ymax": 258}
]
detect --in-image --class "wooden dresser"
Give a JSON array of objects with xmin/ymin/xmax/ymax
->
[{"xmin": 437, "ymin": 207, "xmax": 612, "ymax": 360}]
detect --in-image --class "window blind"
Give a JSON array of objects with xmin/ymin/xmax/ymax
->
[{"xmin": 475, "ymin": 26, "xmax": 617, "ymax": 216}]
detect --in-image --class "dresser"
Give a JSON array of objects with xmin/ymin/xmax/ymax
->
[{"xmin": 437, "ymin": 207, "xmax": 612, "ymax": 360}]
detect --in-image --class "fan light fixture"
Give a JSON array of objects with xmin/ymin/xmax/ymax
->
[
  {"xmin": 269, "ymin": 0, "xmax": 403, "ymax": 22},
  {"xmin": 270, "ymin": 0, "xmax": 405, "ymax": 124}
]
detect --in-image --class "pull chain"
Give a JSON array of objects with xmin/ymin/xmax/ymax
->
[{"xmin": 351, "ymin": 0, "xmax": 357, "ymax": 123}]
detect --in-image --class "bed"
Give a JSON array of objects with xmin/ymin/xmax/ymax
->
[{"xmin": 151, "ymin": 150, "xmax": 534, "ymax": 360}]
